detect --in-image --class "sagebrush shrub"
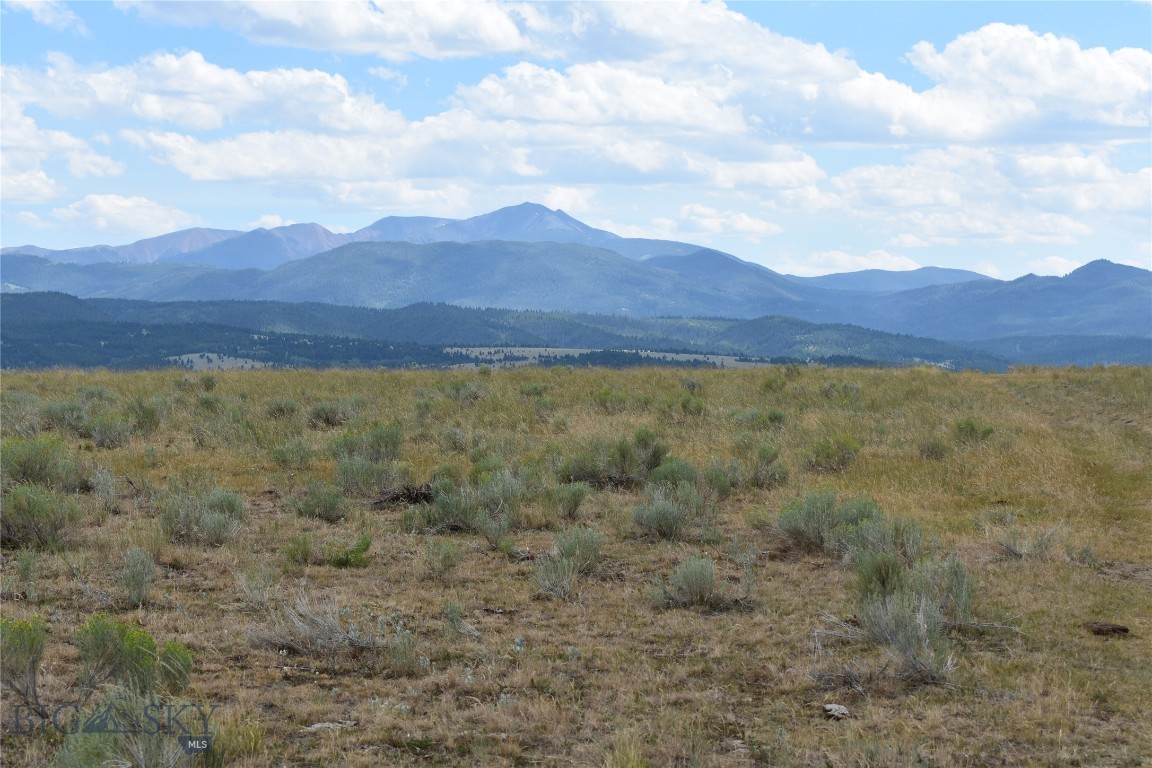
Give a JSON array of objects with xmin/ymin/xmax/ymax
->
[
  {"xmin": 1, "ymin": 436, "xmax": 91, "ymax": 492},
  {"xmin": 77, "ymin": 613, "xmax": 158, "ymax": 693},
  {"xmin": 120, "ymin": 547, "xmax": 157, "ymax": 608},
  {"xmin": 0, "ymin": 616, "xmax": 47, "ymax": 713},
  {"xmin": 0, "ymin": 484, "xmax": 82, "ymax": 550},
  {"xmin": 954, "ymin": 417, "xmax": 994, "ymax": 446},
  {"xmin": 424, "ymin": 539, "xmax": 465, "ymax": 579},
  {"xmin": 331, "ymin": 424, "xmax": 403, "ymax": 463},
  {"xmin": 857, "ymin": 592, "xmax": 954, "ymax": 684},
  {"xmin": 265, "ymin": 398, "xmax": 299, "ymax": 419},
  {"xmin": 555, "ymin": 526, "xmax": 603, "ymax": 574},
  {"xmin": 535, "ymin": 555, "xmax": 579, "ymax": 600},
  {"xmin": 86, "ymin": 415, "xmax": 133, "ymax": 449},
  {"xmin": 655, "ymin": 555, "xmax": 725, "ymax": 609},
  {"xmin": 549, "ymin": 481, "xmax": 589, "ymax": 520},
  {"xmin": 633, "ymin": 481, "xmax": 710, "ymax": 540},
  {"xmin": 157, "ymin": 483, "xmax": 246, "ymax": 546},
  {"xmin": 647, "ymin": 457, "xmax": 699, "ymax": 489},
  {"xmin": 804, "ymin": 435, "xmax": 860, "ymax": 473},
  {"xmin": 289, "ymin": 481, "xmax": 345, "ymax": 523}
]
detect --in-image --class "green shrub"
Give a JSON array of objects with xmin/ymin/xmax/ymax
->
[
  {"xmin": 857, "ymin": 592, "xmax": 954, "ymax": 684},
  {"xmin": 1, "ymin": 436, "xmax": 91, "ymax": 492},
  {"xmin": 0, "ymin": 616, "xmax": 47, "ymax": 713},
  {"xmin": 77, "ymin": 613, "xmax": 158, "ymax": 693},
  {"xmin": 633, "ymin": 481, "xmax": 710, "ymax": 540},
  {"xmin": 41, "ymin": 401, "xmax": 88, "ymax": 434},
  {"xmin": 270, "ymin": 438, "xmax": 313, "ymax": 469},
  {"xmin": 555, "ymin": 526, "xmax": 603, "ymax": 574},
  {"xmin": 592, "ymin": 388, "xmax": 629, "ymax": 414},
  {"xmin": 647, "ymin": 457, "xmax": 699, "ymax": 489},
  {"xmin": 307, "ymin": 400, "xmax": 356, "ymax": 429},
  {"xmin": 534, "ymin": 555, "xmax": 579, "ymax": 601},
  {"xmin": 423, "ymin": 477, "xmax": 483, "ymax": 533},
  {"xmin": 0, "ymin": 484, "xmax": 82, "ymax": 550},
  {"xmin": 444, "ymin": 379, "xmax": 485, "ymax": 406},
  {"xmin": 266, "ymin": 398, "xmax": 299, "ymax": 419},
  {"xmin": 804, "ymin": 435, "xmax": 860, "ymax": 473},
  {"xmin": 290, "ymin": 481, "xmax": 346, "ymax": 523},
  {"xmin": 91, "ymin": 467, "xmax": 119, "ymax": 513},
  {"xmin": 120, "ymin": 547, "xmax": 157, "ymax": 608},
  {"xmin": 157, "ymin": 484, "xmax": 246, "ymax": 546},
  {"xmin": 126, "ymin": 397, "xmax": 163, "ymax": 436},
  {"xmin": 777, "ymin": 490, "xmax": 887, "ymax": 554},
  {"xmin": 549, "ymin": 482, "xmax": 589, "ymax": 520},
  {"xmin": 746, "ymin": 444, "xmax": 788, "ymax": 489},
  {"xmin": 424, "ymin": 539, "xmax": 465, "ymax": 579},
  {"xmin": 1, "ymin": 390, "xmax": 40, "ymax": 437},
  {"xmin": 285, "ymin": 533, "xmax": 313, "ymax": 565},
  {"xmin": 331, "ymin": 424, "xmax": 403, "ymax": 463},
  {"xmin": 954, "ymin": 417, "xmax": 994, "ymax": 446},
  {"xmin": 655, "ymin": 555, "xmax": 724, "ymax": 609},
  {"xmin": 559, "ymin": 429, "xmax": 669, "ymax": 489},
  {"xmin": 335, "ymin": 456, "xmax": 404, "ymax": 496},
  {"xmin": 196, "ymin": 392, "xmax": 224, "ymax": 413},
  {"xmin": 996, "ymin": 526, "xmax": 1059, "ymax": 560},
  {"xmin": 702, "ymin": 459, "xmax": 740, "ymax": 499},
  {"xmin": 158, "ymin": 641, "xmax": 193, "ymax": 696},
  {"xmin": 15, "ymin": 549, "xmax": 40, "ymax": 602},
  {"xmin": 85, "ymin": 415, "xmax": 133, "ymax": 449},
  {"xmin": 910, "ymin": 555, "xmax": 975, "ymax": 626},
  {"xmin": 918, "ymin": 439, "xmax": 949, "ymax": 461},
  {"xmin": 325, "ymin": 534, "xmax": 372, "ymax": 568},
  {"xmin": 855, "ymin": 551, "xmax": 907, "ymax": 601}
]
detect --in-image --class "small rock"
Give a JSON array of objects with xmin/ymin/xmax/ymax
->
[
  {"xmin": 823, "ymin": 703, "xmax": 851, "ymax": 720},
  {"xmin": 1086, "ymin": 621, "xmax": 1130, "ymax": 637},
  {"xmin": 301, "ymin": 720, "xmax": 357, "ymax": 733}
]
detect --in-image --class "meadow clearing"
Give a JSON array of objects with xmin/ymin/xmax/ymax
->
[{"xmin": 1, "ymin": 364, "xmax": 1149, "ymax": 767}]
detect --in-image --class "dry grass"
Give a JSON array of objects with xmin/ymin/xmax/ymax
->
[{"xmin": 1, "ymin": 364, "xmax": 1150, "ymax": 766}]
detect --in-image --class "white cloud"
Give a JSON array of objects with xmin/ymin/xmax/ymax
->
[
  {"xmin": 908, "ymin": 23, "xmax": 1152, "ymax": 128},
  {"xmin": 1026, "ymin": 255, "xmax": 1083, "ymax": 276},
  {"xmin": 246, "ymin": 214, "xmax": 295, "ymax": 230},
  {"xmin": 677, "ymin": 204, "xmax": 781, "ymax": 240},
  {"xmin": 973, "ymin": 260, "xmax": 1004, "ymax": 279},
  {"xmin": 0, "ymin": 101, "xmax": 122, "ymax": 203},
  {"xmin": 543, "ymin": 187, "xmax": 596, "ymax": 213},
  {"xmin": 779, "ymin": 249, "xmax": 922, "ymax": 277},
  {"xmin": 4, "ymin": 0, "xmax": 87, "ymax": 33},
  {"xmin": 117, "ymin": 0, "xmax": 539, "ymax": 61},
  {"xmin": 4, "ymin": 51, "xmax": 405, "ymax": 133},
  {"xmin": 831, "ymin": 146, "xmax": 1104, "ymax": 246},
  {"xmin": 51, "ymin": 194, "xmax": 196, "ymax": 237},
  {"xmin": 888, "ymin": 233, "xmax": 930, "ymax": 248},
  {"xmin": 458, "ymin": 61, "xmax": 745, "ymax": 132}
]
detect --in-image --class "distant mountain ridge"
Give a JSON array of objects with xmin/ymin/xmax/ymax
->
[{"xmin": 3, "ymin": 203, "xmax": 1148, "ymax": 345}]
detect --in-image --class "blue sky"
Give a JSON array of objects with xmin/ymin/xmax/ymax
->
[{"xmin": 2, "ymin": 1, "xmax": 1149, "ymax": 277}]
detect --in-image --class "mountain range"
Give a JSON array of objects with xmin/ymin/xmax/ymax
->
[{"xmin": 2, "ymin": 203, "xmax": 1149, "ymax": 364}]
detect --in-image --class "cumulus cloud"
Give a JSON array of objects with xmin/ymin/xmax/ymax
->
[
  {"xmin": 117, "ymin": 1, "xmax": 539, "ymax": 61},
  {"xmin": 51, "ymin": 194, "xmax": 196, "ymax": 237},
  {"xmin": 458, "ymin": 61, "xmax": 745, "ymax": 132},
  {"xmin": 0, "ymin": 101, "xmax": 122, "ymax": 203},
  {"xmin": 4, "ymin": 0, "xmax": 87, "ymax": 33},
  {"xmin": 1026, "ymin": 255, "xmax": 1083, "ymax": 276},
  {"xmin": 4, "ymin": 51, "xmax": 405, "ymax": 132},
  {"xmin": 780, "ymin": 249, "xmax": 923, "ymax": 277},
  {"xmin": 543, "ymin": 186, "xmax": 596, "ymax": 213},
  {"xmin": 831, "ymin": 146, "xmax": 1106, "ymax": 245},
  {"xmin": 677, "ymin": 204, "xmax": 781, "ymax": 240},
  {"xmin": 246, "ymin": 214, "xmax": 295, "ymax": 230}
]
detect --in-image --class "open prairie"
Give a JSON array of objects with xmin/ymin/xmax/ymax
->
[{"xmin": 2, "ymin": 365, "xmax": 1149, "ymax": 767}]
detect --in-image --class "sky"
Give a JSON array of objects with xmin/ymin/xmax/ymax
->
[{"xmin": 1, "ymin": 1, "xmax": 1149, "ymax": 278}]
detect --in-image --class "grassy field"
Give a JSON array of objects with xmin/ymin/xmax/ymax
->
[{"xmin": 1, "ymin": 365, "xmax": 1149, "ymax": 767}]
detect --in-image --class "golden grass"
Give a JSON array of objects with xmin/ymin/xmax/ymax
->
[{"xmin": 1, "ymin": 365, "xmax": 1150, "ymax": 766}]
